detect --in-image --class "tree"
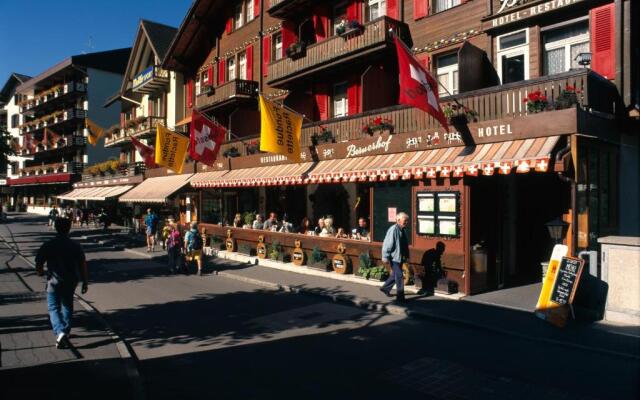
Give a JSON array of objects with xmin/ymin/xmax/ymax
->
[{"xmin": 0, "ymin": 127, "xmax": 16, "ymax": 173}]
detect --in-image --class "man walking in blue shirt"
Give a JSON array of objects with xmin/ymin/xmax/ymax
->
[{"xmin": 380, "ymin": 212, "xmax": 410, "ymax": 303}]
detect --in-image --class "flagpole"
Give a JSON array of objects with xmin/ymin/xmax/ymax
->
[
  {"xmin": 390, "ymin": 30, "xmax": 467, "ymax": 110},
  {"xmin": 194, "ymin": 109, "xmax": 251, "ymax": 148}
]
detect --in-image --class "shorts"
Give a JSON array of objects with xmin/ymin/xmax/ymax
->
[
  {"xmin": 186, "ymin": 249, "xmax": 202, "ymax": 261},
  {"xmin": 146, "ymin": 227, "xmax": 156, "ymax": 236}
]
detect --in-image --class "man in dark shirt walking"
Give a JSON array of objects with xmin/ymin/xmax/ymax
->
[{"xmin": 36, "ymin": 217, "xmax": 88, "ymax": 349}]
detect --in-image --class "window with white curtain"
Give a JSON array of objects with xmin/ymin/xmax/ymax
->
[
  {"xmin": 272, "ymin": 33, "xmax": 283, "ymax": 61},
  {"xmin": 368, "ymin": 0, "xmax": 385, "ymax": 21},
  {"xmin": 543, "ymin": 21, "xmax": 590, "ymax": 76},
  {"xmin": 246, "ymin": 0, "xmax": 254, "ymax": 21},
  {"xmin": 434, "ymin": 0, "xmax": 461, "ymax": 13},
  {"xmin": 436, "ymin": 52, "xmax": 459, "ymax": 96},
  {"xmin": 227, "ymin": 58, "xmax": 236, "ymax": 81},
  {"xmin": 238, "ymin": 51, "xmax": 247, "ymax": 80},
  {"xmin": 333, "ymin": 82, "xmax": 348, "ymax": 118},
  {"xmin": 234, "ymin": 3, "xmax": 243, "ymax": 30},
  {"xmin": 497, "ymin": 29, "xmax": 529, "ymax": 84}
]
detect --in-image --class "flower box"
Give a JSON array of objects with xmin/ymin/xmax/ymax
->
[{"xmin": 286, "ymin": 42, "xmax": 306, "ymax": 60}]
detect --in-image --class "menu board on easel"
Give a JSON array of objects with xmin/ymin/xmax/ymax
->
[{"xmin": 550, "ymin": 256, "xmax": 585, "ymax": 306}]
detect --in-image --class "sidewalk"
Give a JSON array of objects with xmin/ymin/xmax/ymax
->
[{"xmin": 0, "ymin": 244, "xmax": 141, "ymax": 400}]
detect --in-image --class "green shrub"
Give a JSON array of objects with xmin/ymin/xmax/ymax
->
[{"xmin": 311, "ymin": 246, "xmax": 327, "ymax": 264}]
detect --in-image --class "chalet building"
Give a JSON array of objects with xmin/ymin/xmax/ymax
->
[
  {"xmin": 8, "ymin": 49, "xmax": 130, "ymax": 215},
  {"xmin": 0, "ymin": 73, "xmax": 31, "ymax": 208},
  {"xmin": 159, "ymin": 0, "xmax": 637, "ymax": 294}
]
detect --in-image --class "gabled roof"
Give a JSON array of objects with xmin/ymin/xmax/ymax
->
[
  {"xmin": 118, "ymin": 19, "xmax": 178, "ymax": 95},
  {"xmin": 0, "ymin": 73, "xmax": 32, "ymax": 103},
  {"xmin": 17, "ymin": 48, "xmax": 131, "ymax": 93}
]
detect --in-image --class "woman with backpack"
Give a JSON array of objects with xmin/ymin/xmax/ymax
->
[
  {"xmin": 166, "ymin": 222, "xmax": 184, "ymax": 274},
  {"xmin": 184, "ymin": 222, "xmax": 204, "ymax": 276}
]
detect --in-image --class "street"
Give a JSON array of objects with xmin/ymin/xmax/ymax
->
[{"xmin": 1, "ymin": 214, "xmax": 638, "ymax": 400}]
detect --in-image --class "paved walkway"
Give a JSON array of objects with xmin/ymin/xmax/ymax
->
[{"xmin": 0, "ymin": 235, "xmax": 140, "ymax": 400}]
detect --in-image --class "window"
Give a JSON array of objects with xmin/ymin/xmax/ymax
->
[
  {"xmin": 195, "ymin": 77, "xmax": 201, "ymax": 96},
  {"xmin": 272, "ymin": 33, "xmax": 283, "ymax": 61},
  {"xmin": 234, "ymin": 3, "xmax": 243, "ymax": 30},
  {"xmin": 436, "ymin": 52, "xmax": 459, "ymax": 96},
  {"xmin": 433, "ymin": 0, "xmax": 461, "ymax": 13},
  {"xmin": 333, "ymin": 82, "xmax": 348, "ymax": 118},
  {"xmin": 497, "ymin": 29, "xmax": 529, "ymax": 84},
  {"xmin": 246, "ymin": 0, "xmax": 254, "ymax": 21},
  {"xmin": 543, "ymin": 21, "xmax": 590, "ymax": 76},
  {"xmin": 238, "ymin": 51, "xmax": 247, "ymax": 80},
  {"xmin": 10, "ymin": 114, "xmax": 19, "ymax": 129},
  {"xmin": 367, "ymin": 0, "xmax": 385, "ymax": 21},
  {"xmin": 227, "ymin": 57, "xmax": 236, "ymax": 81},
  {"xmin": 332, "ymin": 2, "xmax": 348, "ymax": 35}
]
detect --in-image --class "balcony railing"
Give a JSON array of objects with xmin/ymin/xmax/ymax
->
[
  {"xmin": 20, "ymin": 134, "xmax": 86, "ymax": 156},
  {"xmin": 19, "ymin": 108, "xmax": 86, "ymax": 134},
  {"xmin": 20, "ymin": 161, "xmax": 84, "ymax": 176},
  {"xmin": 267, "ymin": 0, "xmax": 312, "ymax": 17},
  {"xmin": 81, "ymin": 161, "xmax": 146, "ymax": 181},
  {"xmin": 19, "ymin": 82, "xmax": 86, "ymax": 113},
  {"xmin": 104, "ymin": 116, "xmax": 166, "ymax": 147},
  {"xmin": 132, "ymin": 65, "xmax": 170, "ymax": 94},
  {"xmin": 218, "ymin": 69, "xmax": 616, "ymax": 155},
  {"xmin": 195, "ymin": 79, "xmax": 259, "ymax": 111},
  {"xmin": 267, "ymin": 16, "xmax": 404, "ymax": 86}
]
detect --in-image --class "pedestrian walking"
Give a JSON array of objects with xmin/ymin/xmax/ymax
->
[
  {"xmin": 35, "ymin": 217, "xmax": 88, "ymax": 349},
  {"xmin": 144, "ymin": 209, "xmax": 159, "ymax": 252},
  {"xmin": 48, "ymin": 206, "xmax": 59, "ymax": 229},
  {"xmin": 184, "ymin": 222, "xmax": 204, "ymax": 276},
  {"xmin": 80, "ymin": 207, "xmax": 89, "ymax": 227},
  {"xmin": 380, "ymin": 212, "xmax": 410, "ymax": 303},
  {"xmin": 166, "ymin": 222, "xmax": 184, "ymax": 274}
]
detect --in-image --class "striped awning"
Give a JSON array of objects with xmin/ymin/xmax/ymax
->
[
  {"xmin": 306, "ymin": 136, "xmax": 561, "ymax": 183},
  {"xmin": 191, "ymin": 162, "xmax": 314, "ymax": 188},
  {"xmin": 119, "ymin": 174, "xmax": 193, "ymax": 203},
  {"xmin": 57, "ymin": 185, "xmax": 134, "ymax": 201}
]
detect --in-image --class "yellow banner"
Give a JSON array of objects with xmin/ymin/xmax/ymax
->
[
  {"xmin": 259, "ymin": 95, "xmax": 302, "ymax": 163},
  {"xmin": 155, "ymin": 124, "xmax": 189, "ymax": 174},
  {"xmin": 85, "ymin": 118, "xmax": 105, "ymax": 146}
]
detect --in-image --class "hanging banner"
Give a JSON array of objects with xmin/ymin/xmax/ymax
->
[
  {"xmin": 86, "ymin": 118, "xmax": 105, "ymax": 146},
  {"xmin": 259, "ymin": 95, "xmax": 302, "ymax": 163},
  {"xmin": 155, "ymin": 124, "xmax": 189, "ymax": 174}
]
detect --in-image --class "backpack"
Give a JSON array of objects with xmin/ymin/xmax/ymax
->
[{"xmin": 189, "ymin": 231, "xmax": 203, "ymax": 251}]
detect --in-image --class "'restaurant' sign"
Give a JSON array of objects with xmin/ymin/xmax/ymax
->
[{"xmin": 489, "ymin": 0, "xmax": 583, "ymax": 28}]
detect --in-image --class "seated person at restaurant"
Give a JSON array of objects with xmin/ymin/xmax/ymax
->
[
  {"xmin": 335, "ymin": 227, "xmax": 349, "ymax": 239},
  {"xmin": 299, "ymin": 217, "xmax": 311, "ymax": 234},
  {"xmin": 252, "ymin": 214, "xmax": 264, "ymax": 230},
  {"xmin": 232, "ymin": 213, "xmax": 243, "ymax": 228},
  {"xmin": 279, "ymin": 214, "xmax": 294, "ymax": 233},
  {"xmin": 263, "ymin": 212, "xmax": 279, "ymax": 231},
  {"xmin": 320, "ymin": 217, "xmax": 335, "ymax": 237},
  {"xmin": 314, "ymin": 217, "xmax": 325, "ymax": 236},
  {"xmin": 354, "ymin": 217, "xmax": 370, "ymax": 240}
]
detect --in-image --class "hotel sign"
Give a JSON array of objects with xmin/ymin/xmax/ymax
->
[
  {"xmin": 489, "ymin": 0, "xmax": 583, "ymax": 28},
  {"xmin": 133, "ymin": 66, "xmax": 155, "ymax": 89}
]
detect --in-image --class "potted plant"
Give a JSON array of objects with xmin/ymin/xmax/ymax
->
[
  {"xmin": 361, "ymin": 117, "xmax": 395, "ymax": 135},
  {"xmin": 268, "ymin": 241, "xmax": 283, "ymax": 261},
  {"xmin": 355, "ymin": 252, "xmax": 374, "ymax": 279},
  {"xmin": 242, "ymin": 211, "xmax": 255, "ymax": 228},
  {"xmin": 223, "ymin": 146, "xmax": 240, "ymax": 158},
  {"xmin": 125, "ymin": 119, "xmax": 137, "ymax": 129},
  {"xmin": 246, "ymin": 140, "xmax": 260, "ymax": 155},
  {"xmin": 336, "ymin": 19, "xmax": 364, "ymax": 37},
  {"xmin": 311, "ymin": 128, "xmax": 334, "ymax": 145},
  {"xmin": 108, "ymin": 159, "xmax": 121, "ymax": 173},
  {"xmin": 308, "ymin": 246, "xmax": 331, "ymax": 271},
  {"xmin": 285, "ymin": 41, "xmax": 306, "ymax": 59},
  {"xmin": 522, "ymin": 90, "xmax": 549, "ymax": 114},
  {"xmin": 553, "ymin": 85, "xmax": 581, "ymax": 110},
  {"xmin": 98, "ymin": 161, "xmax": 110, "ymax": 175},
  {"xmin": 442, "ymin": 103, "xmax": 479, "ymax": 125}
]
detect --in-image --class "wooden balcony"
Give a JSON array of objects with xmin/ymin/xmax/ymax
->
[
  {"xmin": 267, "ymin": 0, "xmax": 314, "ymax": 18},
  {"xmin": 19, "ymin": 108, "xmax": 86, "ymax": 135},
  {"xmin": 267, "ymin": 16, "xmax": 406, "ymax": 87},
  {"xmin": 195, "ymin": 79, "xmax": 258, "ymax": 112},
  {"xmin": 104, "ymin": 116, "xmax": 166, "ymax": 147},
  {"xmin": 132, "ymin": 65, "xmax": 169, "ymax": 94},
  {"xmin": 20, "ymin": 82, "xmax": 86, "ymax": 114},
  {"xmin": 20, "ymin": 135, "xmax": 85, "ymax": 157},
  {"xmin": 20, "ymin": 161, "xmax": 84, "ymax": 177},
  {"xmin": 218, "ymin": 69, "xmax": 618, "ymax": 156}
]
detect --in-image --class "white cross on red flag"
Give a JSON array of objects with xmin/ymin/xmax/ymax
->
[
  {"xmin": 190, "ymin": 109, "xmax": 226, "ymax": 166},
  {"xmin": 131, "ymin": 136, "xmax": 157, "ymax": 168},
  {"xmin": 394, "ymin": 36, "xmax": 449, "ymax": 132}
]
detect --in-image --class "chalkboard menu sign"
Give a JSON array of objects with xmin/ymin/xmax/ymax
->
[{"xmin": 550, "ymin": 256, "xmax": 585, "ymax": 306}]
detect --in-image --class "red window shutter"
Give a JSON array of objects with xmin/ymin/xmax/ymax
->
[
  {"xmin": 218, "ymin": 60, "xmax": 226, "ymax": 84},
  {"xmin": 186, "ymin": 80, "xmax": 193, "ymax": 108},
  {"xmin": 347, "ymin": 76, "xmax": 361, "ymax": 115},
  {"xmin": 254, "ymin": 0, "xmax": 260, "ymax": 17},
  {"xmin": 225, "ymin": 17, "xmax": 233, "ymax": 34},
  {"xmin": 347, "ymin": 1, "xmax": 362, "ymax": 23},
  {"xmin": 590, "ymin": 3, "xmax": 615, "ymax": 79},
  {"xmin": 246, "ymin": 45, "xmax": 253, "ymax": 80},
  {"xmin": 207, "ymin": 66, "xmax": 213, "ymax": 84},
  {"xmin": 414, "ymin": 0, "xmax": 428, "ymax": 20},
  {"xmin": 282, "ymin": 21, "xmax": 297, "ymax": 52},
  {"xmin": 314, "ymin": 83, "xmax": 329, "ymax": 121},
  {"xmin": 148, "ymin": 98, "xmax": 154, "ymax": 116},
  {"xmin": 313, "ymin": 6, "xmax": 329, "ymax": 42},
  {"xmin": 387, "ymin": 0, "xmax": 399, "ymax": 19},
  {"xmin": 262, "ymin": 36, "xmax": 271, "ymax": 77}
]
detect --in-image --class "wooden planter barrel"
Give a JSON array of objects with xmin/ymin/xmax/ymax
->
[
  {"xmin": 332, "ymin": 243, "xmax": 351, "ymax": 274},
  {"xmin": 291, "ymin": 240, "xmax": 305, "ymax": 266},
  {"xmin": 225, "ymin": 229, "xmax": 236, "ymax": 252},
  {"xmin": 256, "ymin": 235, "xmax": 267, "ymax": 259}
]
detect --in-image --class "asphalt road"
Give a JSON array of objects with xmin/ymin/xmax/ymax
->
[{"xmin": 1, "ymin": 214, "xmax": 638, "ymax": 400}]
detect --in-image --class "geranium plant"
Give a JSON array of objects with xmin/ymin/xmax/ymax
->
[
  {"xmin": 553, "ymin": 85, "xmax": 582, "ymax": 110},
  {"xmin": 246, "ymin": 139, "xmax": 260, "ymax": 155},
  {"xmin": 335, "ymin": 19, "xmax": 364, "ymax": 36},
  {"xmin": 311, "ymin": 128, "xmax": 334, "ymax": 145},
  {"xmin": 523, "ymin": 90, "xmax": 549, "ymax": 113},
  {"xmin": 362, "ymin": 117, "xmax": 394, "ymax": 135},
  {"xmin": 442, "ymin": 103, "xmax": 479, "ymax": 124}
]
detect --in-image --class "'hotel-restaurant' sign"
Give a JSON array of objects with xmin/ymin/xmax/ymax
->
[
  {"xmin": 489, "ymin": 0, "xmax": 583, "ymax": 28},
  {"xmin": 133, "ymin": 66, "xmax": 155, "ymax": 89}
]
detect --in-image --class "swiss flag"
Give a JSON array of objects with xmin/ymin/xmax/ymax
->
[
  {"xmin": 131, "ymin": 136, "xmax": 157, "ymax": 168},
  {"xmin": 394, "ymin": 37, "xmax": 449, "ymax": 131},
  {"xmin": 190, "ymin": 109, "xmax": 226, "ymax": 166}
]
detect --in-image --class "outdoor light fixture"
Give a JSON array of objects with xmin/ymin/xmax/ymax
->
[
  {"xmin": 545, "ymin": 218, "xmax": 569, "ymax": 244},
  {"xmin": 575, "ymin": 52, "xmax": 592, "ymax": 67}
]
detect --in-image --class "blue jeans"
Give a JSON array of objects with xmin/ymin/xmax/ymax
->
[
  {"xmin": 47, "ymin": 285, "xmax": 75, "ymax": 336},
  {"xmin": 381, "ymin": 261, "xmax": 404, "ymax": 294}
]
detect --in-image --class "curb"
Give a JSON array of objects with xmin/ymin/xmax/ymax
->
[{"xmin": 215, "ymin": 268, "xmax": 640, "ymax": 361}]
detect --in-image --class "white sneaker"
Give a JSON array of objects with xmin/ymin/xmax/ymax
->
[{"xmin": 56, "ymin": 333, "xmax": 68, "ymax": 349}]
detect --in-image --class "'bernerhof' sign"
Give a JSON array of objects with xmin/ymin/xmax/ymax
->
[{"xmin": 133, "ymin": 66, "xmax": 155, "ymax": 89}]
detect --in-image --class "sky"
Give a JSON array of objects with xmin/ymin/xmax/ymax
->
[{"xmin": 0, "ymin": 0, "xmax": 193, "ymax": 82}]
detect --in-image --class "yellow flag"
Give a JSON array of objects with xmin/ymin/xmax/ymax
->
[
  {"xmin": 86, "ymin": 118, "xmax": 105, "ymax": 146},
  {"xmin": 259, "ymin": 95, "xmax": 302, "ymax": 163},
  {"xmin": 155, "ymin": 124, "xmax": 189, "ymax": 174}
]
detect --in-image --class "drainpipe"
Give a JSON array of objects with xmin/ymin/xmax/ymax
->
[
  {"xmin": 614, "ymin": 0, "xmax": 623, "ymax": 100},
  {"xmin": 259, "ymin": 0, "xmax": 265, "ymax": 93}
]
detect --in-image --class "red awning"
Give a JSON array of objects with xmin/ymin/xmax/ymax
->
[{"xmin": 8, "ymin": 173, "xmax": 72, "ymax": 186}]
